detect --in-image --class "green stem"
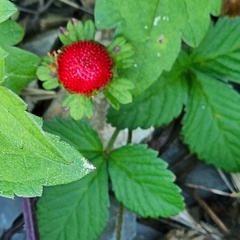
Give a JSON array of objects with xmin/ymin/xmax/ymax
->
[
  {"xmin": 116, "ymin": 203, "xmax": 124, "ymax": 240},
  {"xmin": 105, "ymin": 128, "xmax": 120, "ymax": 153}
]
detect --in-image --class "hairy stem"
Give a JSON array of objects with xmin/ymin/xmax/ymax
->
[
  {"xmin": 105, "ymin": 128, "xmax": 120, "ymax": 153},
  {"xmin": 116, "ymin": 203, "xmax": 124, "ymax": 240}
]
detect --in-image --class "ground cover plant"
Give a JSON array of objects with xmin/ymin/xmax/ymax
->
[{"xmin": 2, "ymin": 0, "xmax": 240, "ymax": 239}]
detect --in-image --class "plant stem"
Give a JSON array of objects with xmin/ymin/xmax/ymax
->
[
  {"xmin": 22, "ymin": 198, "xmax": 38, "ymax": 240},
  {"xmin": 116, "ymin": 203, "xmax": 124, "ymax": 240},
  {"xmin": 105, "ymin": 128, "xmax": 120, "ymax": 152}
]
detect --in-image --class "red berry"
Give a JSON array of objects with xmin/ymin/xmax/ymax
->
[{"xmin": 57, "ymin": 41, "xmax": 113, "ymax": 95}]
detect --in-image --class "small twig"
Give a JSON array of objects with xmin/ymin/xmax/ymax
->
[
  {"xmin": 217, "ymin": 169, "xmax": 235, "ymax": 193},
  {"xmin": 0, "ymin": 214, "xmax": 23, "ymax": 240},
  {"xmin": 58, "ymin": 0, "xmax": 94, "ymax": 15},
  {"xmin": 185, "ymin": 183, "xmax": 239, "ymax": 197},
  {"xmin": 188, "ymin": 190, "xmax": 229, "ymax": 234},
  {"xmin": 38, "ymin": 0, "xmax": 55, "ymax": 14}
]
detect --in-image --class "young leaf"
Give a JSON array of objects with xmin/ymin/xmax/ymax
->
[
  {"xmin": 38, "ymin": 157, "xmax": 108, "ymax": 240},
  {"xmin": 0, "ymin": 86, "xmax": 93, "ymax": 198},
  {"xmin": 0, "ymin": 20, "xmax": 40, "ymax": 93},
  {"xmin": 0, "ymin": 0, "xmax": 17, "ymax": 23},
  {"xmin": 43, "ymin": 117, "xmax": 103, "ymax": 160},
  {"xmin": 95, "ymin": 0, "xmax": 221, "ymax": 95},
  {"xmin": 191, "ymin": 17, "xmax": 240, "ymax": 83},
  {"xmin": 109, "ymin": 144, "xmax": 184, "ymax": 218},
  {"xmin": 3, "ymin": 47, "xmax": 40, "ymax": 93},
  {"xmin": 0, "ymin": 20, "xmax": 24, "ymax": 47},
  {"xmin": 107, "ymin": 51, "xmax": 189, "ymax": 130},
  {"xmin": 182, "ymin": 72, "xmax": 240, "ymax": 172}
]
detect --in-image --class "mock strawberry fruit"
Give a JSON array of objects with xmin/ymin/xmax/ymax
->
[{"xmin": 57, "ymin": 40, "xmax": 113, "ymax": 95}]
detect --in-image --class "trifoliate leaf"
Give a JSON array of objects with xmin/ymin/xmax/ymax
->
[
  {"xmin": 0, "ymin": 86, "xmax": 93, "ymax": 198},
  {"xmin": 107, "ymin": 51, "xmax": 189, "ymax": 129},
  {"xmin": 63, "ymin": 93, "xmax": 94, "ymax": 120},
  {"xmin": 95, "ymin": 0, "xmax": 221, "ymax": 95},
  {"xmin": 182, "ymin": 72, "xmax": 240, "ymax": 172},
  {"xmin": 109, "ymin": 144, "xmax": 184, "ymax": 217},
  {"xmin": 191, "ymin": 17, "xmax": 240, "ymax": 84},
  {"xmin": 0, "ymin": 1, "xmax": 17, "ymax": 23},
  {"xmin": 43, "ymin": 117, "xmax": 103, "ymax": 159}
]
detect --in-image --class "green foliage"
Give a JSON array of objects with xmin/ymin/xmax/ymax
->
[
  {"xmin": 37, "ymin": 156, "xmax": 109, "ymax": 240},
  {"xmin": 0, "ymin": 0, "xmax": 17, "ymax": 23},
  {"xmin": 95, "ymin": 0, "xmax": 221, "ymax": 95},
  {"xmin": 107, "ymin": 51, "xmax": 189, "ymax": 129},
  {"xmin": 109, "ymin": 144, "xmax": 184, "ymax": 217},
  {"xmin": 191, "ymin": 17, "xmax": 240, "ymax": 83},
  {"xmin": 107, "ymin": 17, "xmax": 240, "ymax": 172},
  {"xmin": 38, "ymin": 118, "xmax": 108, "ymax": 240},
  {"xmin": 0, "ymin": 20, "xmax": 40, "ymax": 93},
  {"xmin": 182, "ymin": 72, "xmax": 240, "ymax": 172},
  {"xmin": 0, "ymin": 87, "xmax": 93, "ymax": 198},
  {"xmin": 37, "ymin": 118, "xmax": 184, "ymax": 239}
]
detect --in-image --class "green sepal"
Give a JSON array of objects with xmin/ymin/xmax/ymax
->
[
  {"xmin": 59, "ymin": 19, "xmax": 96, "ymax": 46},
  {"xmin": 103, "ymin": 77, "xmax": 134, "ymax": 109},
  {"xmin": 63, "ymin": 93, "xmax": 94, "ymax": 120},
  {"xmin": 37, "ymin": 64, "xmax": 59, "ymax": 90},
  {"xmin": 107, "ymin": 36, "xmax": 135, "ymax": 69}
]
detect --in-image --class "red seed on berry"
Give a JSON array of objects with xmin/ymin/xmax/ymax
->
[{"xmin": 57, "ymin": 41, "xmax": 113, "ymax": 95}]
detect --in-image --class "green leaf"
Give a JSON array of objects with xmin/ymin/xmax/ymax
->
[
  {"xmin": 3, "ymin": 47, "xmax": 40, "ymax": 93},
  {"xmin": 95, "ymin": 0, "xmax": 221, "ymax": 95},
  {"xmin": 63, "ymin": 94, "xmax": 94, "ymax": 120},
  {"xmin": 182, "ymin": 72, "xmax": 240, "ymax": 172},
  {"xmin": 0, "ymin": 1, "xmax": 17, "ymax": 23},
  {"xmin": 109, "ymin": 144, "xmax": 184, "ymax": 217},
  {"xmin": 0, "ymin": 20, "xmax": 23, "ymax": 47},
  {"xmin": 37, "ymin": 158, "xmax": 109, "ymax": 240},
  {"xmin": 0, "ymin": 20, "xmax": 40, "ymax": 93},
  {"xmin": 107, "ymin": 51, "xmax": 189, "ymax": 130},
  {"xmin": 191, "ymin": 17, "xmax": 240, "ymax": 84},
  {"xmin": 43, "ymin": 117, "xmax": 103, "ymax": 159},
  {"xmin": 0, "ymin": 86, "xmax": 93, "ymax": 198},
  {"xmin": 0, "ymin": 47, "xmax": 8, "ymax": 84}
]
